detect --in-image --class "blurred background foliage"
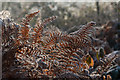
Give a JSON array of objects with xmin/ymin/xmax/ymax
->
[{"xmin": 1, "ymin": 2, "xmax": 120, "ymax": 31}]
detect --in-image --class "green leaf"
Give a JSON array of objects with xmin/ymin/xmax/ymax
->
[{"xmin": 96, "ymin": 51, "xmax": 100, "ymax": 61}]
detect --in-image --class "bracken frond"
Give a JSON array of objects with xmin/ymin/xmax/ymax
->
[
  {"xmin": 41, "ymin": 21, "xmax": 96, "ymax": 76},
  {"xmin": 96, "ymin": 53, "xmax": 118, "ymax": 75},
  {"xmin": 15, "ymin": 11, "xmax": 96, "ymax": 78}
]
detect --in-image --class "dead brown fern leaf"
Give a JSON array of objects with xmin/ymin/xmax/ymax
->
[
  {"xmin": 15, "ymin": 11, "xmax": 58, "ymax": 78},
  {"xmin": 41, "ymin": 21, "xmax": 96, "ymax": 77},
  {"xmin": 15, "ymin": 11, "xmax": 96, "ymax": 78}
]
